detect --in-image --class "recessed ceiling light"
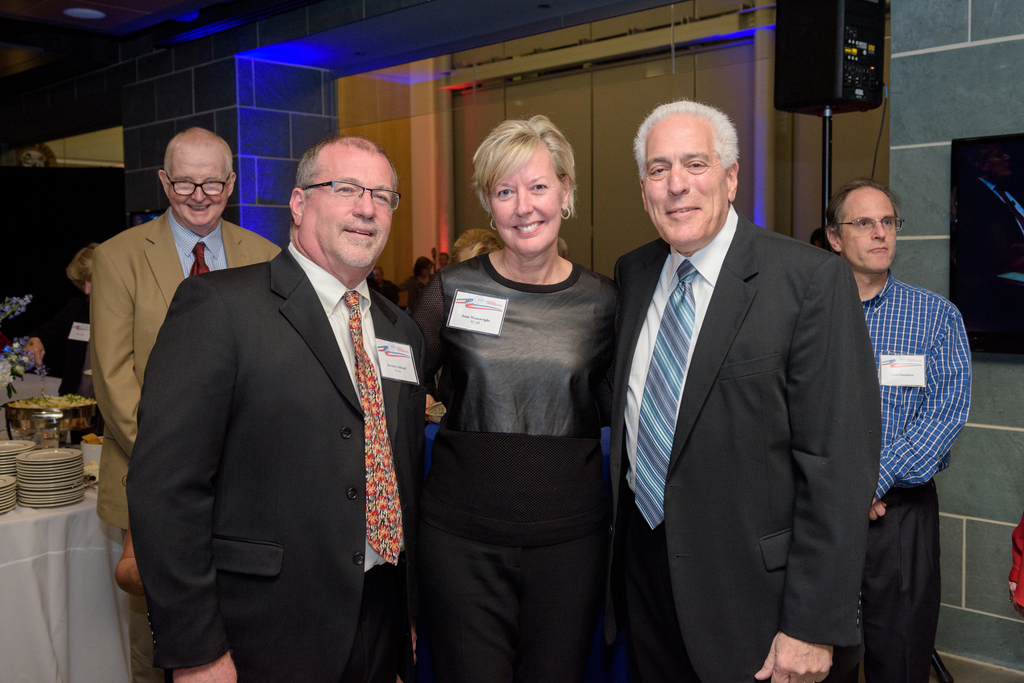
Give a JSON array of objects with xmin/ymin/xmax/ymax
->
[{"xmin": 64, "ymin": 8, "xmax": 106, "ymax": 20}]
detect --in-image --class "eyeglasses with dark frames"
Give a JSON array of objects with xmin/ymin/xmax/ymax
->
[{"xmin": 168, "ymin": 178, "xmax": 231, "ymax": 196}]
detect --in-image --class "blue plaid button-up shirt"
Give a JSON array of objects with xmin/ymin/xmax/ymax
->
[{"xmin": 863, "ymin": 272, "xmax": 972, "ymax": 499}]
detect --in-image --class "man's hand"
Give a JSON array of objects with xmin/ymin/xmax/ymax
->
[
  {"xmin": 754, "ymin": 631, "xmax": 833, "ymax": 683},
  {"xmin": 27, "ymin": 337, "xmax": 45, "ymax": 367},
  {"xmin": 869, "ymin": 496, "xmax": 887, "ymax": 521},
  {"xmin": 411, "ymin": 617, "xmax": 417, "ymax": 663},
  {"xmin": 1011, "ymin": 581, "xmax": 1024, "ymax": 618},
  {"xmin": 174, "ymin": 652, "xmax": 237, "ymax": 683},
  {"xmin": 114, "ymin": 526, "xmax": 145, "ymax": 596}
]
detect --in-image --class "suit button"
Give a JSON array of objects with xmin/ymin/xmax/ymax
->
[
  {"xmin": 341, "ymin": 427, "xmax": 352, "ymax": 438},
  {"xmin": 353, "ymin": 552, "xmax": 364, "ymax": 565},
  {"xmin": 347, "ymin": 487, "xmax": 358, "ymax": 500}
]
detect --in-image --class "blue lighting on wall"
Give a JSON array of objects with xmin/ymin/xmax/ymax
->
[{"xmin": 239, "ymin": 42, "xmax": 341, "ymax": 69}]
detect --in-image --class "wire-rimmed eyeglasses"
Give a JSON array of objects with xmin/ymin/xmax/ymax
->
[
  {"xmin": 837, "ymin": 217, "xmax": 905, "ymax": 235},
  {"xmin": 304, "ymin": 181, "xmax": 401, "ymax": 211}
]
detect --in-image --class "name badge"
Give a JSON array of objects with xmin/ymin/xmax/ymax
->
[
  {"xmin": 879, "ymin": 354, "xmax": 926, "ymax": 387},
  {"xmin": 376, "ymin": 340, "xmax": 419, "ymax": 384},
  {"xmin": 446, "ymin": 290, "xmax": 508, "ymax": 336},
  {"xmin": 68, "ymin": 322, "xmax": 90, "ymax": 342}
]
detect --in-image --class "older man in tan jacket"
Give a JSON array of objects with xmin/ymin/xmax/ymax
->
[{"xmin": 91, "ymin": 127, "xmax": 279, "ymax": 683}]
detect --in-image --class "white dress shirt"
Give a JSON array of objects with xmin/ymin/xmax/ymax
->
[
  {"xmin": 624, "ymin": 206, "xmax": 739, "ymax": 491},
  {"xmin": 288, "ymin": 242, "xmax": 394, "ymax": 570}
]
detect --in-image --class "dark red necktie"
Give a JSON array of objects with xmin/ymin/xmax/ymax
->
[{"xmin": 190, "ymin": 242, "xmax": 210, "ymax": 276}]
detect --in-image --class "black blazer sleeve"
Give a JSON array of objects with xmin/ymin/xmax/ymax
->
[
  {"xmin": 128, "ymin": 275, "xmax": 238, "ymax": 668},
  {"xmin": 778, "ymin": 254, "xmax": 880, "ymax": 645}
]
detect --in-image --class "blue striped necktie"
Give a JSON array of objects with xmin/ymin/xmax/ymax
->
[{"xmin": 635, "ymin": 259, "xmax": 698, "ymax": 528}]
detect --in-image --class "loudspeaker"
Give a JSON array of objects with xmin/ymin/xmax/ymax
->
[{"xmin": 774, "ymin": 0, "xmax": 886, "ymax": 115}]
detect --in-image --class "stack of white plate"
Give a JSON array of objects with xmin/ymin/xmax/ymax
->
[
  {"xmin": 16, "ymin": 448, "xmax": 85, "ymax": 508},
  {"xmin": 0, "ymin": 475, "xmax": 15, "ymax": 514},
  {"xmin": 0, "ymin": 440, "xmax": 34, "ymax": 477}
]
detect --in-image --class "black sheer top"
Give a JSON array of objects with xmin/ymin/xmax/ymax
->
[{"xmin": 411, "ymin": 254, "xmax": 615, "ymax": 545}]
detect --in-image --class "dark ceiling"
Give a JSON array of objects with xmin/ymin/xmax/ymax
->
[
  {"xmin": 0, "ymin": 0, "xmax": 676, "ymax": 100},
  {"xmin": 0, "ymin": 0, "xmax": 227, "ymax": 35}
]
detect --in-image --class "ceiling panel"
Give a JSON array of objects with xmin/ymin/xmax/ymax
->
[{"xmin": 0, "ymin": 0, "xmax": 223, "ymax": 35}]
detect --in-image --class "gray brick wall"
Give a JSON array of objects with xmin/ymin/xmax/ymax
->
[{"xmin": 890, "ymin": 0, "xmax": 1024, "ymax": 670}]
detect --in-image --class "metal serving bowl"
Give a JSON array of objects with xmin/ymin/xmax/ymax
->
[{"xmin": 4, "ymin": 401, "xmax": 98, "ymax": 435}]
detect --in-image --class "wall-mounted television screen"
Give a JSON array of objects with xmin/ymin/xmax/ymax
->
[{"xmin": 950, "ymin": 133, "xmax": 1024, "ymax": 354}]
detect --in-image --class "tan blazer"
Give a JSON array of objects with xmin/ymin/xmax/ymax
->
[{"xmin": 91, "ymin": 211, "xmax": 280, "ymax": 529}]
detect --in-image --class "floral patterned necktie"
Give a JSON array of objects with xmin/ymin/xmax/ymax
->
[{"xmin": 344, "ymin": 291, "xmax": 402, "ymax": 564}]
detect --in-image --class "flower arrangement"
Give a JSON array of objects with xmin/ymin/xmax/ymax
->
[{"xmin": 1, "ymin": 295, "xmax": 46, "ymax": 398}]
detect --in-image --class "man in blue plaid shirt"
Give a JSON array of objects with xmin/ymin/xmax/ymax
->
[{"xmin": 826, "ymin": 178, "xmax": 972, "ymax": 683}]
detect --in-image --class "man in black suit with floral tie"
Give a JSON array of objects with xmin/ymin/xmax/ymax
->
[{"xmin": 128, "ymin": 135, "xmax": 426, "ymax": 683}]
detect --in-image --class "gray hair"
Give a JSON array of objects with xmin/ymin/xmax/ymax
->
[
  {"xmin": 633, "ymin": 100, "xmax": 739, "ymax": 178},
  {"xmin": 295, "ymin": 134, "xmax": 398, "ymax": 193}
]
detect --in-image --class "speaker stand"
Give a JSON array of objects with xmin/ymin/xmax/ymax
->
[{"xmin": 822, "ymin": 105, "xmax": 833, "ymax": 225}]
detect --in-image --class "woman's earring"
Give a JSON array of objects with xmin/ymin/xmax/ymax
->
[
  {"xmin": 489, "ymin": 218, "xmax": 496, "ymax": 231},
  {"xmin": 561, "ymin": 208, "xmax": 570, "ymax": 220}
]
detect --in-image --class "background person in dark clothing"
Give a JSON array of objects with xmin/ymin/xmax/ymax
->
[
  {"xmin": 369, "ymin": 265, "xmax": 401, "ymax": 306},
  {"xmin": 400, "ymin": 256, "xmax": 433, "ymax": 310},
  {"xmin": 27, "ymin": 243, "xmax": 97, "ymax": 397}
]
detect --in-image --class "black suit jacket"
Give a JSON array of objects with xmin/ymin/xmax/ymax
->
[
  {"xmin": 127, "ymin": 249, "xmax": 426, "ymax": 681},
  {"xmin": 605, "ymin": 214, "xmax": 880, "ymax": 681},
  {"xmin": 31, "ymin": 293, "xmax": 89, "ymax": 396}
]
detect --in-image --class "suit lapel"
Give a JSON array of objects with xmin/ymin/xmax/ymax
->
[
  {"xmin": 271, "ymin": 251, "xmax": 362, "ymax": 413},
  {"xmin": 143, "ymin": 212, "xmax": 186, "ymax": 309},
  {"xmin": 221, "ymin": 221, "xmax": 251, "ymax": 267},
  {"xmin": 667, "ymin": 217, "xmax": 759, "ymax": 473},
  {"xmin": 609, "ymin": 240, "xmax": 671, "ymax": 487},
  {"xmin": 368, "ymin": 294, "xmax": 403, "ymax": 449},
  {"xmin": 613, "ymin": 241, "xmax": 671, "ymax": 416}
]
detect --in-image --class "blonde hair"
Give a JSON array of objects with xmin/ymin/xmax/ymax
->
[
  {"xmin": 67, "ymin": 243, "xmax": 98, "ymax": 292},
  {"xmin": 452, "ymin": 229, "xmax": 503, "ymax": 262},
  {"xmin": 472, "ymin": 115, "xmax": 576, "ymax": 217}
]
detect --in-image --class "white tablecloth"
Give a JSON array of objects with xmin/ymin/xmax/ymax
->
[{"xmin": 0, "ymin": 490, "xmax": 130, "ymax": 683}]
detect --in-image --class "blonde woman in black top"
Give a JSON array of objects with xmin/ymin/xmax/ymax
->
[{"xmin": 412, "ymin": 115, "xmax": 615, "ymax": 683}]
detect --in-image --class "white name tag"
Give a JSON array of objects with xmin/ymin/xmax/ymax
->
[
  {"xmin": 879, "ymin": 354, "xmax": 926, "ymax": 387},
  {"xmin": 376, "ymin": 340, "xmax": 419, "ymax": 384},
  {"xmin": 68, "ymin": 322, "xmax": 90, "ymax": 342},
  {"xmin": 446, "ymin": 290, "xmax": 508, "ymax": 336}
]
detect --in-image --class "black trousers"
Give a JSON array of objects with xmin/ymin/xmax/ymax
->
[
  {"xmin": 418, "ymin": 521, "xmax": 607, "ymax": 683},
  {"xmin": 340, "ymin": 561, "xmax": 404, "ymax": 683},
  {"xmin": 623, "ymin": 500, "xmax": 859, "ymax": 683},
  {"xmin": 623, "ymin": 505, "xmax": 702, "ymax": 683},
  {"xmin": 860, "ymin": 481, "xmax": 941, "ymax": 683}
]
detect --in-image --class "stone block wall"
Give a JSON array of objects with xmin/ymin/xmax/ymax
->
[
  {"xmin": 122, "ymin": 47, "xmax": 334, "ymax": 247},
  {"xmin": 890, "ymin": 0, "xmax": 1024, "ymax": 669}
]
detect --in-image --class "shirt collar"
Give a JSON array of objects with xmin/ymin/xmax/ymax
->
[
  {"xmin": 288, "ymin": 242, "xmax": 372, "ymax": 317},
  {"xmin": 863, "ymin": 270, "xmax": 895, "ymax": 309},
  {"xmin": 668, "ymin": 205, "xmax": 738, "ymax": 287},
  {"xmin": 168, "ymin": 210, "xmax": 224, "ymax": 261}
]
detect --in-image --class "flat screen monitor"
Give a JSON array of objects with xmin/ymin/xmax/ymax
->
[{"xmin": 950, "ymin": 133, "xmax": 1024, "ymax": 354}]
